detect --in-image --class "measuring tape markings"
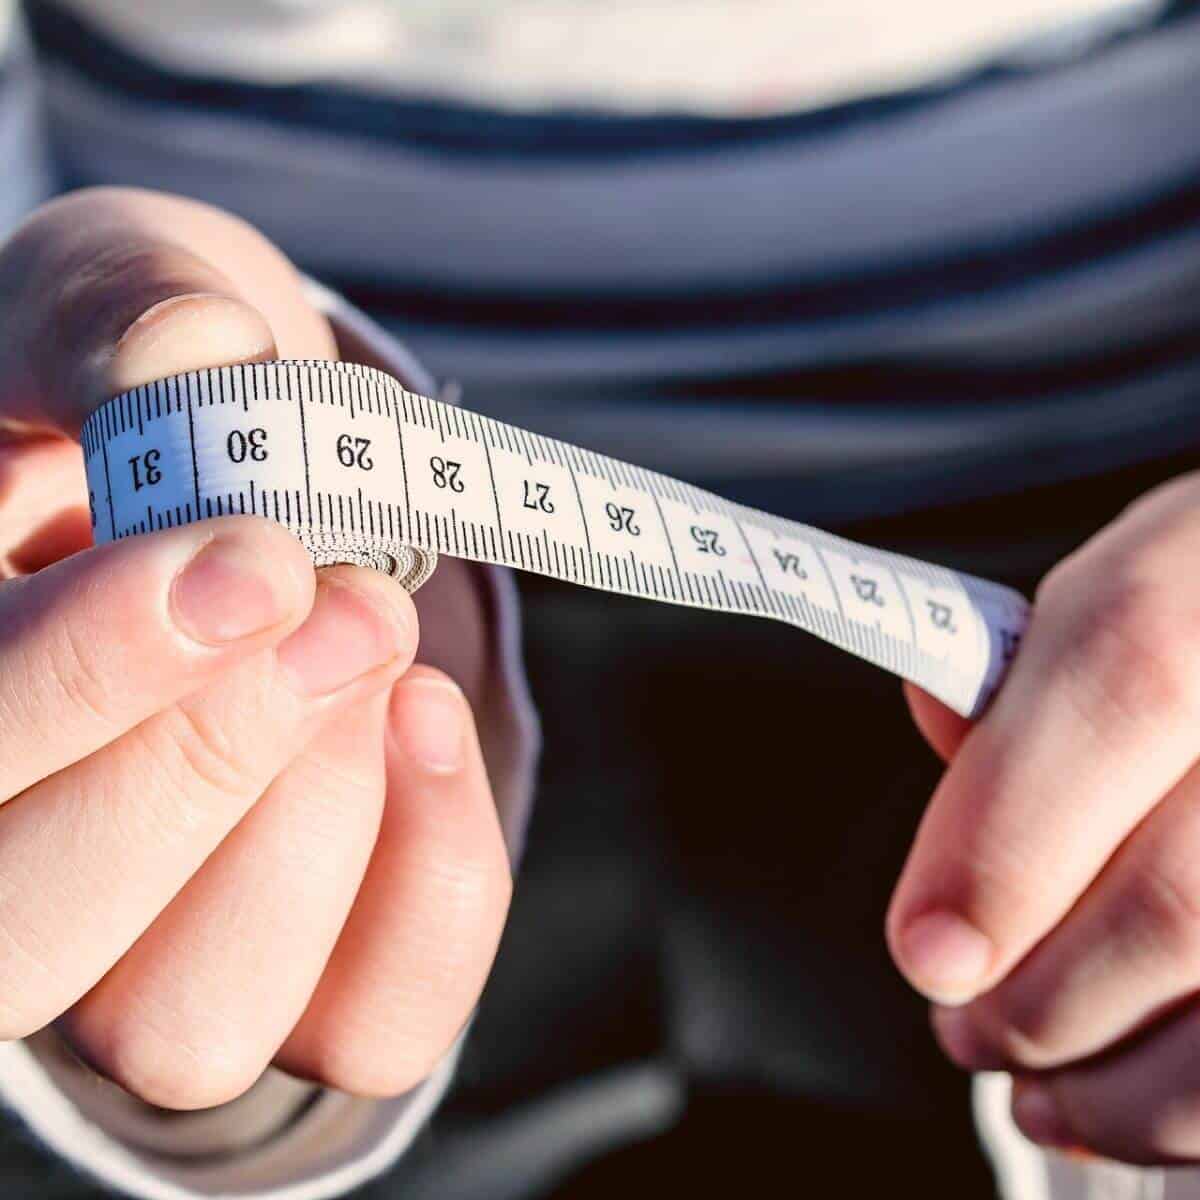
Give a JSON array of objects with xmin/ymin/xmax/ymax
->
[{"xmin": 81, "ymin": 360, "xmax": 1029, "ymax": 719}]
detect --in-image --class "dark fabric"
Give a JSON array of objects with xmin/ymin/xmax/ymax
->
[
  {"xmin": 23, "ymin": 0, "xmax": 1200, "ymax": 527},
  {"xmin": 366, "ymin": 447, "xmax": 1200, "ymax": 1200}
]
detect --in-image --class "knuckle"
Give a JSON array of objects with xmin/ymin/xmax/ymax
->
[
  {"xmin": 425, "ymin": 845, "xmax": 514, "ymax": 968},
  {"xmin": 1120, "ymin": 473, "xmax": 1200, "ymax": 532},
  {"xmin": 308, "ymin": 1041, "xmax": 443, "ymax": 1100},
  {"xmin": 1063, "ymin": 1085, "xmax": 1200, "ymax": 1165},
  {"xmin": 79, "ymin": 1016, "xmax": 263, "ymax": 1111},
  {"xmin": 0, "ymin": 917, "xmax": 75, "ymax": 1041},
  {"xmin": 0, "ymin": 996, "xmax": 49, "ymax": 1042},
  {"xmin": 973, "ymin": 993, "xmax": 1065, "ymax": 1071},
  {"xmin": 153, "ymin": 703, "xmax": 257, "ymax": 808},
  {"xmin": 1138, "ymin": 1097, "xmax": 1200, "ymax": 1162},
  {"xmin": 1054, "ymin": 576, "xmax": 1200, "ymax": 732},
  {"xmin": 1121, "ymin": 847, "xmax": 1200, "ymax": 964},
  {"xmin": 1035, "ymin": 548, "xmax": 1085, "ymax": 609},
  {"xmin": 46, "ymin": 611, "xmax": 123, "ymax": 732},
  {"xmin": 295, "ymin": 860, "xmax": 510, "ymax": 1101},
  {"xmin": 48, "ymin": 240, "xmax": 222, "ymax": 365}
]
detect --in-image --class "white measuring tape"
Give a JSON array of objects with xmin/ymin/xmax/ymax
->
[{"xmin": 81, "ymin": 360, "xmax": 1029, "ymax": 719}]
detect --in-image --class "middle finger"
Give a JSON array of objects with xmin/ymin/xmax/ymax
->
[{"xmin": 60, "ymin": 690, "xmax": 391, "ymax": 1109}]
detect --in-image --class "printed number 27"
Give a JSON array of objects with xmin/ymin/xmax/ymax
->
[{"xmin": 523, "ymin": 480, "xmax": 554, "ymax": 514}]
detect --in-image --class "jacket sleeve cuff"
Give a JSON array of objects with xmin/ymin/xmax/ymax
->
[
  {"xmin": 0, "ymin": 1030, "xmax": 463, "ymax": 1200},
  {"xmin": 972, "ymin": 1072, "xmax": 1162, "ymax": 1200}
]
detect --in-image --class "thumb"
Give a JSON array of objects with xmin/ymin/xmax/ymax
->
[
  {"xmin": 903, "ymin": 681, "xmax": 974, "ymax": 762},
  {"xmin": 0, "ymin": 187, "xmax": 334, "ymax": 436}
]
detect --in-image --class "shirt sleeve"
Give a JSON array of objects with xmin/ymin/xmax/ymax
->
[
  {"xmin": 0, "ymin": 277, "xmax": 541, "ymax": 1198},
  {"xmin": 0, "ymin": 0, "xmax": 55, "ymax": 234},
  {"xmin": 972, "ymin": 1072, "xmax": 1170, "ymax": 1200}
]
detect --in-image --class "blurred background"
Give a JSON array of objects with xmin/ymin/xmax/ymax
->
[{"xmin": 3, "ymin": 2, "xmax": 1200, "ymax": 1195}]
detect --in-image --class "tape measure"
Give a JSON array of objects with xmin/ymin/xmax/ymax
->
[{"xmin": 81, "ymin": 360, "xmax": 1029, "ymax": 719}]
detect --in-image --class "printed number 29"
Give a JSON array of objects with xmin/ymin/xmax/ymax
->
[{"xmin": 337, "ymin": 434, "xmax": 373, "ymax": 470}]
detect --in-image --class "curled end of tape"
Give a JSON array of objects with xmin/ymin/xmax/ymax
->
[{"xmin": 297, "ymin": 530, "xmax": 438, "ymax": 595}]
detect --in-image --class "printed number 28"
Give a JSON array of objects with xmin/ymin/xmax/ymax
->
[{"xmin": 430, "ymin": 456, "xmax": 464, "ymax": 492}]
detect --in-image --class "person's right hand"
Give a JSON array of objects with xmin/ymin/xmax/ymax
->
[{"xmin": 0, "ymin": 188, "xmax": 513, "ymax": 1109}]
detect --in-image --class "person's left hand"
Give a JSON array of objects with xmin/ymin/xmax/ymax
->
[
  {"xmin": 0, "ymin": 188, "xmax": 513, "ymax": 1108},
  {"xmin": 888, "ymin": 476, "xmax": 1200, "ymax": 1164}
]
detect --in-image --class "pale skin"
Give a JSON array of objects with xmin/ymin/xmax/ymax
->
[
  {"xmin": 896, "ymin": 481, "xmax": 1200, "ymax": 1165},
  {"xmin": 4, "ymin": 189, "xmax": 1199, "ymax": 1167},
  {"xmin": 0, "ymin": 188, "xmax": 512, "ymax": 1109}
]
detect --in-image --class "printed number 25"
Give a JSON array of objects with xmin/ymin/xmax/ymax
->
[{"xmin": 691, "ymin": 525, "xmax": 725, "ymax": 556}]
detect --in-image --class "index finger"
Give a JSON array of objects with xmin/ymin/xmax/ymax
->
[
  {"xmin": 0, "ymin": 515, "xmax": 315, "ymax": 801},
  {"xmin": 888, "ymin": 476, "xmax": 1200, "ymax": 1004}
]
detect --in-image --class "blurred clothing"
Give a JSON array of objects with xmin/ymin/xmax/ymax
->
[
  {"xmin": 2, "ymin": 1, "xmax": 1200, "ymax": 1196},
  {"xmin": 13, "ymin": 0, "xmax": 1200, "ymax": 526},
  {"xmin": 15, "ymin": 0, "xmax": 1159, "ymax": 112}
]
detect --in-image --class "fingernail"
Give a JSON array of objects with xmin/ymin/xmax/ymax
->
[
  {"xmin": 931, "ymin": 1006, "xmax": 1006, "ymax": 1070},
  {"xmin": 1013, "ymin": 1081, "xmax": 1076, "ymax": 1149},
  {"xmin": 899, "ymin": 910, "xmax": 993, "ymax": 1003},
  {"xmin": 173, "ymin": 534, "xmax": 295, "ymax": 644},
  {"xmin": 277, "ymin": 575, "xmax": 407, "ymax": 697},
  {"xmin": 110, "ymin": 294, "xmax": 276, "ymax": 395},
  {"xmin": 391, "ymin": 675, "xmax": 466, "ymax": 773}
]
